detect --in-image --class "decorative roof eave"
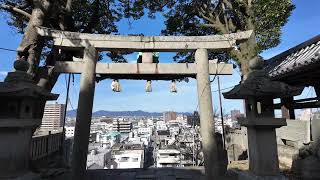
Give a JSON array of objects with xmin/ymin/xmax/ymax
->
[
  {"xmin": 265, "ymin": 35, "xmax": 320, "ymax": 80},
  {"xmin": 0, "ymin": 81, "xmax": 59, "ymax": 100},
  {"xmin": 223, "ymin": 70, "xmax": 303, "ymax": 100}
]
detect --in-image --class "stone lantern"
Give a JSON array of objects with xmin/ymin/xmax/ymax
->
[
  {"xmin": 223, "ymin": 57, "xmax": 303, "ymax": 178},
  {"xmin": 0, "ymin": 60, "xmax": 58, "ymax": 179}
]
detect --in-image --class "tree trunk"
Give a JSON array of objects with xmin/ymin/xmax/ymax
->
[
  {"xmin": 36, "ymin": 1, "xmax": 75, "ymax": 91},
  {"xmin": 238, "ymin": 16, "xmax": 258, "ymax": 80},
  {"xmin": 17, "ymin": 0, "xmax": 51, "ymax": 77}
]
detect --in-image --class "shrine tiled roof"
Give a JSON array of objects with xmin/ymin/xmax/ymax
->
[{"xmin": 265, "ymin": 35, "xmax": 320, "ymax": 79}]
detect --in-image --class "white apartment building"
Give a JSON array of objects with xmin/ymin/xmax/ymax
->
[
  {"xmin": 108, "ymin": 149, "xmax": 144, "ymax": 169},
  {"xmin": 156, "ymin": 149, "xmax": 181, "ymax": 168},
  {"xmin": 156, "ymin": 121, "xmax": 167, "ymax": 131},
  {"xmin": 146, "ymin": 119, "xmax": 154, "ymax": 127},
  {"xmin": 41, "ymin": 103, "xmax": 65, "ymax": 130},
  {"xmin": 65, "ymin": 126, "xmax": 75, "ymax": 138},
  {"xmin": 96, "ymin": 132, "xmax": 121, "ymax": 148},
  {"xmin": 138, "ymin": 127, "xmax": 152, "ymax": 135}
]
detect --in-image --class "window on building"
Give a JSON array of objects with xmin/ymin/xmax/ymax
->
[{"xmin": 119, "ymin": 157, "xmax": 130, "ymax": 162}]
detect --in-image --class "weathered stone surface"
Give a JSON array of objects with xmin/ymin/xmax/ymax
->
[
  {"xmin": 300, "ymin": 156, "xmax": 320, "ymax": 180},
  {"xmin": 36, "ymin": 26, "xmax": 253, "ymax": 51},
  {"xmin": 8, "ymin": 172, "xmax": 41, "ymax": 180},
  {"xmin": 196, "ymin": 49, "xmax": 224, "ymax": 180},
  {"xmin": 71, "ymin": 46, "xmax": 98, "ymax": 179},
  {"xmin": 0, "ymin": 60, "xmax": 58, "ymax": 100},
  {"xmin": 276, "ymin": 119, "xmax": 311, "ymax": 148},
  {"xmin": 231, "ymin": 169, "xmax": 288, "ymax": 180},
  {"xmin": 0, "ymin": 60, "xmax": 58, "ymax": 179},
  {"xmin": 53, "ymin": 61, "xmax": 233, "ymax": 80},
  {"xmin": 223, "ymin": 57, "xmax": 303, "ymax": 100}
]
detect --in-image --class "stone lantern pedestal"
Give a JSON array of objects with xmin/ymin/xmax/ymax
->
[
  {"xmin": 223, "ymin": 57, "xmax": 303, "ymax": 179},
  {"xmin": 238, "ymin": 103, "xmax": 286, "ymax": 176},
  {"xmin": 0, "ymin": 60, "xmax": 58, "ymax": 179}
]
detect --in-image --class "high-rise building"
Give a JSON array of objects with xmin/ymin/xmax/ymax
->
[
  {"xmin": 163, "ymin": 111, "xmax": 177, "ymax": 122},
  {"xmin": 41, "ymin": 103, "xmax": 65, "ymax": 130}
]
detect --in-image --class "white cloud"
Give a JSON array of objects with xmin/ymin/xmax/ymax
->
[{"xmin": 0, "ymin": 71, "xmax": 8, "ymax": 76}]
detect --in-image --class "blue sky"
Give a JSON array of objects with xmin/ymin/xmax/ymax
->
[{"xmin": 0, "ymin": 0, "xmax": 319, "ymax": 114}]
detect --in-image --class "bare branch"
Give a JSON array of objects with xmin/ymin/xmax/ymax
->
[
  {"xmin": 198, "ymin": 12, "xmax": 216, "ymax": 24},
  {"xmin": 0, "ymin": 4, "xmax": 31, "ymax": 19}
]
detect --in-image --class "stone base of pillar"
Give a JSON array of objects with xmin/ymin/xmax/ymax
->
[
  {"xmin": 0, "ymin": 118, "xmax": 42, "ymax": 179},
  {"xmin": 231, "ymin": 169, "xmax": 287, "ymax": 180}
]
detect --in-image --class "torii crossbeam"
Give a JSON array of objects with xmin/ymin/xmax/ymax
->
[{"xmin": 36, "ymin": 26, "xmax": 252, "ymax": 51}]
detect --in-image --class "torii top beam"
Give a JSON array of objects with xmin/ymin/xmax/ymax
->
[{"xmin": 36, "ymin": 27, "xmax": 253, "ymax": 52}]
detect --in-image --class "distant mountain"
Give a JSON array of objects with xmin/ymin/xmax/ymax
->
[{"xmin": 66, "ymin": 109, "xmax": 192, "ymax": 118}]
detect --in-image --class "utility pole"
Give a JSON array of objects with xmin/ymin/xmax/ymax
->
[
  {"xmin": 218, "ymin": 76, "xmax": 226, "ymax": 149},
  {"xmin": 61, "ymin": 74, "xmax": 71, "ymax": 157}
]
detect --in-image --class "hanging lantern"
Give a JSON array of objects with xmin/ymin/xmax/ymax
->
[
  {"xmin": 145, "ymin": 80, "xmax": 152, "ymax": 92},
  {"xmin": 111, "ymin": 79, "xmax": 121, "ymax": 92},
  {"xmin": 170, "ymin": 80, "xmax": 177, "ymax": 93}
]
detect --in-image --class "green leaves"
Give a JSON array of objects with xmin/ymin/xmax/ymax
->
[
  {"xmin": 146, "ymin": 0, "xmax": 294, "ymax": 67},
  {"xmin": 1, "ymin": 0, "xmax": 295, "ymax": 65},
  {"xmin": 253, "ymin": 0, "xmax": 295, "ymax": 51}
]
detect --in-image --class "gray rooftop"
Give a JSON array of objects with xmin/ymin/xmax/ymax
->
[{"xmin": 265, "ymin": 35, "xmax": 320, "ymax": 86}]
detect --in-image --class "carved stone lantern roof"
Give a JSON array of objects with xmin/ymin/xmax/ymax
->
[
  {"xmin": 223, "ymin": 57, "xmax": 303, "ymax": 100},
  {"xmin": 0, "ymin": 60, "xmax": 58, "ymax": 100}
]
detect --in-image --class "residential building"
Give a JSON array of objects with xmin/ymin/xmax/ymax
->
[
  {"xmin": 156, "ymin": 130, "xmax": 171, "ymax": 148},
  {"xmin": 156, "ymin": 149, "xmax": 181, "ymax": 167},
  {"xmin": 163, "ymin": 111, "xmax": 177, "ymax": 122},
  {"xmin": 65, "ymin": 126, "xmax": 75, "ymax": 138},
  {"xmin": 87, "ymin": 146, "xmax": 112, "ymax": 169},
  {"xmin": 107, "ymin": 143, "xmax": 145, "ymax": 169},
  {"xmin": 168, "ymin": 123, "xmax": 180, "ymax": 135},
  {"xmin": 138, "ymin": 127, "xmax": 152, "ymax": 136},
  {"xmin": 113, "ymin": 119, "xmax": 133, "ymax": 133},
  {"xmin": 156, "ymin": 121, "xmax": 167, "ymax": 131},
  {"xmin": 96, "ymin": 131, "xmax": 121, "ymax": 148}
]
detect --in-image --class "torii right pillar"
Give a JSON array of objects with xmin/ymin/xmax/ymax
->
[{"xmin": 195, "ymin": 49, "xmax": 226, "ymax": 179}]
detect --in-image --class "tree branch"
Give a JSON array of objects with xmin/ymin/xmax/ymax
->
[
  {"xmin": 65, "ymin": 0, "xmax": 72, "ymax": 12},
  {"xmin": 199, "ymin": 23, "xmax": 216, "ymax": 28},
  {"xmin": 83, "ymin": 0, "xmax": 101, "ymax": 33},
  {"xmin": 0, "ymin": 4, "xmax": 31, "ymax": 19},
  {"xmin": 198, "ymin": 12, "xmax": 216, "ymax": 24}
]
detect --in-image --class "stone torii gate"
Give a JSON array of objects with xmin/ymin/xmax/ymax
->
[{"xmin": 36, "ymin": 27, "xmax": 252, "ymax": 180}]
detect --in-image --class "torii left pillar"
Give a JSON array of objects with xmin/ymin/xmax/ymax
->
[{"xmin": 72, "ymin": 45, "xmax": 97, "ymax": 179}]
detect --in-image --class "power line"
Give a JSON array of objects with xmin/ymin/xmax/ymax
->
[
  {"xmin": 0, "ymin": 47, "xmax": 17, "ymax": 52},
  {"xmin": 212, "ymin": 85, "xmax": 234, "ymax": 93},
  {"xmin": 194, "ymin": 63, "xmax": 224, "ymax": 111}
]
